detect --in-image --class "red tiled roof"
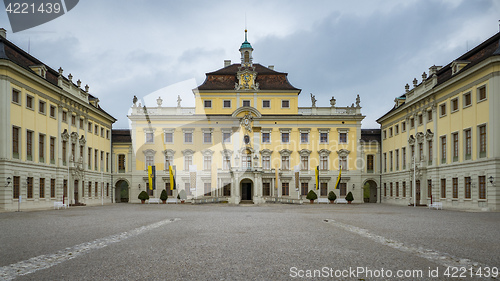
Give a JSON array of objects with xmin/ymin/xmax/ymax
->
[{"xmin": 197, "ymin": 63, "xmax": 301, "ymax": 91}]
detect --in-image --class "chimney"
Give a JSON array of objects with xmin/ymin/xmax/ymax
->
[
  {"xmin": 0, "ymin": 28, "xmax": 6, "ymax": 39},
  {"xmin": 268, "ymin": 65, "xmax": 274, "ymax": 70},
  {"xmin": 224, "ymin": 60, "xmax": 231, "ymax": 67}
]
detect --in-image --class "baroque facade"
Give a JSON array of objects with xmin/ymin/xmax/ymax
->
[
  {"xmin": 119, "ymin": 31, "xmax": 376, "ymax": 204},
  {"xmin": 0, "ymin": 29, "xmax": 116, "ymax": 211},
  {"xmin": 377, "ymin": 32, "xmax": 500, "ymax": 211}
]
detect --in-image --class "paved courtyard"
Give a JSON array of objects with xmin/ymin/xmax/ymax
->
[{"xmin": 0, "ymin": 203, "xmax": 499, "ymax": 280}]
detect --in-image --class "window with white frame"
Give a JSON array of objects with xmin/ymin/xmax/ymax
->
[
  {"xmin": 280, "ymin": 129, "xmax": 290, "ymax": 143},
  {"xmin": 145, "ymin": 132, "xmax": 154, "ymax": 143},
  {"xmin": 183, "ymin": 130, "xmax": 193, "ymax": 144},
  {"xmin": 281, "ymin": 100, "xmax": 289, "ymax": 108},
  {"xmin": 203, "ymin": 155, "xmax": 212, "ymax": 170},
  {"xmin": 477, "ymin": 85, "xmax": 487, "ymax": 102},
  {"xmin": 242, "ymin": 100, "xmax": 250, "ymax": 107},
  {"xmin": 223, "ymin": 155, "xmax": 231, "ymax": 170},
  {"xmin": 223, "ymin": 100, "xmax": 231, "ymax": 108},
  {"xmin": 262, "ymin": 129, "xmax": 271, "ymax": 143},
  {"xmin": 262, "ymin": 155, "xmax": 270, "ymax": 170},
  {"xmin": 164, "ymin": 129, "xmax": 174, "ymax": 144},
  {"xmin": 463, "ymin": 92, "xmax": 472, "ymax": 107},
  {"xmin": 204, "ymin": 100, "xmax": 212, "ymax": 108},
  {"xmin": 337, "ymin": 149, "xmax": 349, "ymax": 170},
  {"xmin": 143, "ymin": 149, "xmax": 156, "ymax": 170},
  {"xmin": 464, "ymin": 129, "xmax": 472, "ymax": 160},
  {"xmin": 300, "ymin": 156, "xmax": 309, "ymax": 170},
  {"xmin": 184, "ymin": 155, "xmax": 192, "ymax": 171},
  {"xmin": 203, "ymin": 131, "xmax": 212, "ymax": 144},
  {"xmin": 222, "ymin": 131, "xmax": 231, "ymax": 143},
  {"xmin": 262, "ymin": 100, "xmax": 270, "ymax": 108},
  {"xmin": 319, "ymin": 149, "xmax": 331, "ymax": 171},
  {"xmin": 279, "ymin": 149, "xmax": 291, "ymax": 170},
  {"xmin": 319, "ymin": 129, "xmax": 329, "ymax": 144},
  {"xmin": 479, "ymin": 124, "xmax": 487, "ymax": 158},
  {"xmin": 242, "ymin": 154, "xmax": 252, "ymax": 169},
  {"xmin": 165, "ymin": 155, "xmax": 173, "ymax": 169},
  {"xmin": 338, "ymin": 129, "xmax": 348, "ymax": 144},
  {"xmin": 299, "ymin": 129, "xmax": 310, "ymax": 144}
]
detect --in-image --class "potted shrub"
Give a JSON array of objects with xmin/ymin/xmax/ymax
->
[
  {"xmin": 178, "ymin": 190, "xmax": 186, "ymax": 204},
  {"xmin": 160, "ymin": 189, "xmax": 168, "ymax": 204},
  {"xmin": 306, "ymin": 190, "xmax": 317, "ymax": 204},
  {"xmin": 345, "ymin": 191, "xmax": 354, "ymax": 204},
  {"xmin": 328, "ymin": 191, "xmax": 337, "ymax": 204},
  {"xmin": 138, "ymin": 191, "xmax": 149, "ymax": 204}
]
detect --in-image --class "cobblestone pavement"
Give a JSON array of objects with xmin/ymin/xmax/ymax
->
[{"xmin": 0, "ymin": 203, "xmax": 499, "ymax": 280}]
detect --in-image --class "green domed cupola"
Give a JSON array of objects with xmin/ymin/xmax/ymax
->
[{"xmin": 239, "ymin": 29, "xmax": 253, "ymax": 67}]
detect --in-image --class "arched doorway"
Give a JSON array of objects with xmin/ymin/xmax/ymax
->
[
  {"xmin": 115, "ymin": 180, "xmax": 129, "ymax": 203},
  {"xmin": 240, "ymin": 179, "xmax": 253, "ymax": 202},
  {"xmin": 363, "ymin": 180, "xmax": 378, "ymax": 203}
]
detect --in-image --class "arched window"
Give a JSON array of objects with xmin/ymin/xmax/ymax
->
[{"xmin": 244, "ymin": 51, "xmax": 250, "ymax": 63}]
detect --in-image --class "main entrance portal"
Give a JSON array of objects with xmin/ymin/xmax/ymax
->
[{"xmin": 240, "ymin": 179, "xmax": 253, "ymax": 201}]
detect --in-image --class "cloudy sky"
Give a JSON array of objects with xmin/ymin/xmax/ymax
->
[{"xmin": 1, "ymin": 0, "xmax": 499, "ymax": 128}]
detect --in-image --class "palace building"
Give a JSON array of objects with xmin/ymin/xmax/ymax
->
[
  {"xmin": 377, "ymin": 32, "xmax": 500, "ymax": 211},
  {"xmin": 119, "ymin": 31, "xmax": 375, "ymax": 204},
  {"xmin": 0, "ymin": 29, "xmax": 116, "ymax": 211}
]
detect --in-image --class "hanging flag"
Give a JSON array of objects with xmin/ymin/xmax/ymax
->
[
  {"xmin": 148, "ymin": 165, "xmax": 156, "ymax": 190},
  {"xmin": 169, "ymin": 165, "xmax": 176, "ymax": 190},
  {"xmin": 335, "ymin": 166, "xmax": 342, "ymax": 189},
  {"xmin": 315, "ymin": 166, "xmax": 319, "ymax": 190}
]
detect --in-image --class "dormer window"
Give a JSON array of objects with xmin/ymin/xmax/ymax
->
[
  {"xmin": 451, "ymin": 60, "xmax": 470, "ymax": 75},
  {"xmin": 29, "ymin": 65, "xmax": 47, "ymax": 78}
]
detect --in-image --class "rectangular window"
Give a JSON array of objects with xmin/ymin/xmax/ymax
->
[
  {"xmin": 164, "ymin": 132, "xmax": 173, "ymax": 143},
  {"xmin": 145, "ymin": 132, "xmax": 154, "ymax": 143},
  {"xmin": 39, "ymin": 134, "xmax": 45, "ymax": 163},
  {"xmin": 12, "ymin": 89, "xmax": 20, "ymax": 104},
  {"xmin": 395, "ymin": 149, "xmax": 399, "ymax": 170},
  {"xmin": 262, "ymin": 132, "xmax": 270, "ymax": 143},
  {"xmin": 390, "ymin": 182, "xmax": 393, "ymax": 197},
  {"xmin": 440, "ymin": 103, "xmax": 446, "ymax": 117},
  {"xmin": 106, "ymin": 153, "xmax": 109, "ymax": 172},
  {"xmin": 94, "ymin": 149, "xmax": 98, "ymax": 170},
  {"xmin": 402, "ymin": 121, "xmax": 406, "ymax": 132},
  {"xmin": 39, "ymin": 100, "xmax": 46, "ymax": 114},
  {"xmin": 320, "ymin": 155, "xmax": 328, "ymax": 170},
  {"xmin": 410, "ymin": 118, "xmax": 415, "ymax": 128},
  {"xmin": 339, "ymin": 183, "xmax": 346, "ymax": 197},
  {"xmin": 395, "ymin": 182, "xmax": 399, "ymax": 197},
  {"xmin": 451, "ymin": 98, "xmax": 459, "ymax": 112},
  {"xmin": 80, "ymin": 118, "xmax": 84, "ymax": 129},
  {"xmin": 26, "ymin": 95, "xmax": 33, "ymax": 109},
  {"xmin": 402, "ymin": 182, "xmax": 406, "ymax": 198},
  {"xmin": 106, "ymin": 130, "xmax": 110, "ymax": 140},
  {"xmin": 12, "ymin": 127, "xmax": 19, "ymax": 159},
  {"xmin": 27, "ymin": 177, "xmax": 33, "ymax": 198},
  {"xmin": 50, "ymin": 178, "xmax": 55, "ymax": 198},
  {"xmin": 300, "ymin": 156, "xmax": 309, "ymax": 170},
  {"xmin": 428, "ymin": 140, "xmax": 433, "ymax": 165},
  {"xmin": 300, "ymin": 132, "xmax": 309, "ymax": 144},
  {"xmin": 465, "ymin": 177, "xmax": 471, "ymax": 199},
  {"xmin": 320, "ymin": 132, "xmax": 328, "ymax": 143},
  {"xmin": 383, "ymin": 153, "xmax": 386, "ymax": 172},
  {"xmin": 281, "ymin": 132, "xmax": 289, "ymax": 143},
  {"xmin": 62, "ymin": 111, "xmax": 67, "ymax": 122},
  {"xmin": 63, "ymin": 180, "xmax": 68, "ymax": 198},
  {"xmin": 418, "ymin": 115, "xmax": 423, "ymax": 125},
  {"xmin": 463, "ymin": 92, "xmax": 472, "ymax": 107},
  {"xmin": 184, "ymin": 155, "xmax": 192, "ymax": 171},
  {"xmin": 390, "ymin": 151, "xmax": 393, "ymax": 171},
  {"xmin": 224, "ymin": 183, "xmax": 231, "ymax": 197},
  {"xmin": 282, "ymin": 182, "xmax": 289, "ymax": 196},
  {"xmin": 184, "ymin": 132, "xmax": 193, "ymax": 143},
  {"xmin": 477, "ymin": 86, "xmax": 487, "ymax": 101},
  {"xmin": 13, "ymin": 176, "xmax": 20, "ymax": 199},
  {"xmin": 50, "ymin": 137, "xmax": 55, "ymax": 164},
  {"xmin": 281, "ymin": 156, "xmax": 289, "ymax": 170},
  {"xmin": 101, "ymin": 151, "xmax": 104, "ymax": 171},
  {"xmin": 26, "ymin": 130, "xmax": 33, "ymax": 161},
  {"xmin": 427, "ymin": 179, "xmax": 432, "ymax": 198},
  {"xmin": 95, "ymin": 125, "xmax": 98, "ymax": 135},
  {"xmin": 418, "ymin": 143, "xmax": 423, "ymax": 162},
  {"xmin": 262, "ymin": 156, "xmax": 270, "ymax": 170},
  {"xmin": 88, "ymin": 182, "xmax": 92, "ymax": 197},
  {"xmin": 101, "ymin": 127, "xmax": 104, "ymax": 137},
  {"xmin": 383, "ymin": 130, "xmax": 386, "ymax": 139},
  {"xmin": 440, "ymin": 179, "xmax": 446, "ymax": 198},
  {"xmin": 203, "ymin": 132, "xmax": 212, "ymax": 144},
  {"xmin": 95, "ymin": 182, "xmax": 98, "ymax": 197},
  {"xmin": 262, "ymin": 100, "xmax": 270, "ymax": 108},
  {"xmin": 339, "ymin": 132, "xmax": 347, "ymax": 143},
  {"xmin": 452, "ymin": 132, "xmax": 459, "ymax": 161},
  {"xmin": 452, "ymin": 178, "xmax": 458, "ymax": 198},
  {"xmin": 478, "ymin": 176, "xmax": 486, "ymax": 199},
  {"xmin": 71, "ymin": 115, "xmax": 76, "ymax": 126},
  {"xmin": 204, "ymin": 182, "xmax": 211, "ymax": 196},
  {"xmin": 402, "ymin": 147, "xmax": 406, "ymax": 170},
  {"xmin": 203, "ymin": 156, "xmax": 212, "ymax": 170},
  {"xmin": 165, "ymin": 155, "xmax": 173, "ymax": 169},
  {"xmin": 395, "ymin": 124, "xmax": 399, "ymax": 135},
  {"xmin": 367, "ymin": 155, "xmax": 374, "ymax": 172},
  {"xmin": 223, "ymin": 100, "xmax": 231, "ymax": 108},
  {"xmin": 389, "ymin": 127, "xmax": 393, "ymax": 137},
  {"xmin": 320, "ymin": 182, "xmax": 328, "ymax": 197},
  {"xmin": 118, "ymin": 154, "xmax": 125, "ymax": 172},
  {"xmin": 107, "ymin": 183, "xmax": 109, "ymax": 197},
  {"xmin": 464, "ymin": 129, "xmax": 471, "ymax": 160},
  {"xmin": 222, "ymin": 132, "xmax": 231, "ymax": 143},
  {"xmin": 384, "ymin": 183, "xmax": 386, "ymax": 197},
  {"xmin": 50, "ymin": 105, "xmax": 56, "ymax": 118},
  {"xmin": 411, "ymin": 145, "xmax": 415, "ymax": 160},
  {"xmin": 441, "ymin": 136, "xmax": 446, "ymax": 164},
  {"xmin": 88, "ymin": 122, "xmax": 92, "ymax": 132},
  {"xmin": 145, "ymin": 155, "xmax": 154, "ymax": 168},
  {"xmin": 223, "ymin": 156, "xmax": 231, "ymax": 170},
  {"xmin": 165, "ymin": 183, "xmax": 172, "ymax": 196},
  {"xmin": 39, "ymin": 178, "xmax": 45, "ymax": 198},
  {"xmin": 88, "ymin": 148, "xmax": 92, "ymax": 169},
  {"xmin": 262, "ymin": 182, "xmax": 271, "ymax": 196},
  {"xmin": 281, "ymin": 100, "xmax": 289, "ymax": 108},
  {"xmin": 204, "ymin": 100, "xmax": 212, "ymax": 108},
  {"xmin": 301, "ymin": 182, "xmax": 308, "ymax": 196},
  {"xmin": 242, "ymin": 100, "xmax": 250, "ymax": 107},
  {"xmin": 427, "ymin": 110, "xmax": 432, "ymax": 121},
  {"xmin": 339, "ymin": 157, "xmax": 347, "ymax": 170},
  {"xmin": 479, "ymin": 125, "xmax": 486, "ymax": 158}
]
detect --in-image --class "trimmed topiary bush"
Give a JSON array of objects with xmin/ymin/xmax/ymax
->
[
  {"xmin": 345, "ymin": 191, "xmax": 354, "ymax": 203},
  {"xmin": 138, "ymin": 191, "xmax": 149, "ymax": 203},
  {"xmin": 160, "ymin": 189, "xmax": 168, "ymax": 202},
  {"xmin": 328, "ymin": 191, "xmax": 337, "ymax": 202},
  {"xmin": 306, "ymin": 190, "xmax": 318, "ymax": 202}
]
